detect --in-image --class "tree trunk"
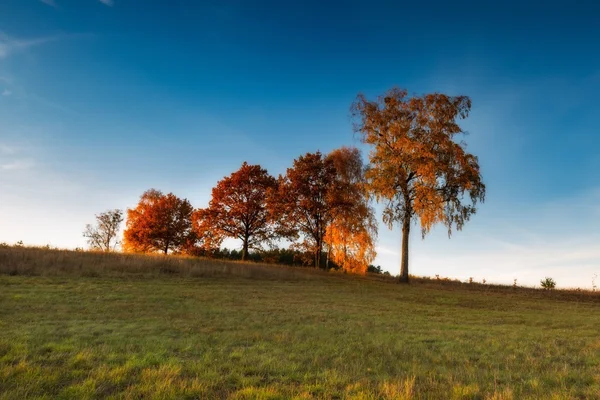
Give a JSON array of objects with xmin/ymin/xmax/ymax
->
[
  {"xmin": 399, "ymin": 215, "xmax": 410, "ymax": 283},
  {"xmin": 241, "ymin": 238, "xmax": 249, "ymax": 261},
  {"xmin": 315, "ymin": 238, "xmax": 321, "ymax": 269}
]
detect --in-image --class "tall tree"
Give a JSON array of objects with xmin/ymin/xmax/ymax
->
[
  {"xmin": 194, "ymin": 162, "xmax": 279, "ymax": 260},
  {"xmin": 83, "ymin": 209, "xmax": 123, "ymax": 252},
  {"xmin": 352, "ymin": 88, "xmax": 486, "ymax": 283},
  {"xmin": 325, "ymin": 147, "xmax": 377, "ymax": 274},
  {"xmin": 123, "ymin": 189, "xmax": 195, "ymax": 254},
  {"xmin": 277, "ymin": 151, "xmax": 341, "ymax": 268}
]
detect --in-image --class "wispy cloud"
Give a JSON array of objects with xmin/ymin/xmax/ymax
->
[
  {"xmin": 0, "ymin": 142, "xmax": 34, "ymax": 171},
  {"xmin": 375, "ymin": 246, "xmax": 398, "ymax": 256},
  {"xmin": 0, "ymin": 144, "xmax": 16, "ymax": 155},
  {"xmin": 0, "ymin": 32, "xmax": 64, "ymax": 59},
  {"xmin": 1, "ymin": 89, "xmax": 11, "ymax": 96},
  {"xmin": 40, "ymin": 0, "xmax": 58, "ymax": 8},
  {"xmin": 98, "ymin": 0, "xmax": 114, "ymax": 6},
  {"xmin": 0, "ymin": 159, "xmax": 34, "ymax": 171}
]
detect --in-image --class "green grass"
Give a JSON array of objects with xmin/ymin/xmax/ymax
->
[{"xmin": 1, "ymin": 272, "xmax": 599, "ymax": 399}]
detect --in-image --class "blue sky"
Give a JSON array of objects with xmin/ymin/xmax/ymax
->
[{"xmin": 1, "ymin": 1, "xmax": 599, "ymax": 288}]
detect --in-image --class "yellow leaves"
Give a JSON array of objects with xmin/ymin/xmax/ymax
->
[
  {"xmin": 325, "ymin": 222, "xmax": 376, "ymax": 275},
  {"xmin": 351, "ymin": 87, "xmax": 485, "ymax": 238}
]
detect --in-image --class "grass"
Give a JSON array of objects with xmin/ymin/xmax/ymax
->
[{"xmin": 0, "ymin": 247, "xmax": 599, "ymax": 398}]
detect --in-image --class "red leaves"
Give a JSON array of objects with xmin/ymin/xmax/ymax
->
[{"xmin": 192, "ymin": 162, "xmax": 279, "ymax": 261}]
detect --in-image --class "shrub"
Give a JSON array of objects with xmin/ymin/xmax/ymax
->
[{"xmin": 540, "ymin": 277, "xmax": 556, "ymax": 290}]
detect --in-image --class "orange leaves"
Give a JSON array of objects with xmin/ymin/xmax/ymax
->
[
  {"xmin": 123, "ymin": 190, "xmax": 195, "ymax": 255},
  {"xmin": 352, "ymin": 87, "xmax": 486, "ymax": 280},
  {"xmin": 121, "ymin": 151, "xmax": 378, "ymax": 276},
  {"xmin": 352, "ymin": 87, "xmax": 485, "ymax": 235},
  {"xmin": 325, "ymin": 147, "xmax": 377, "ymax": 274}
]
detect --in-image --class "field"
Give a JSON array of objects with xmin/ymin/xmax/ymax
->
[{"xmin": 1, "ymin": 248, "xmax": 599, "ymax": 399}]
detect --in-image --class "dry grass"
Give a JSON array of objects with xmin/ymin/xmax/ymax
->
[
  {"xmin": 1, "ymin": 245, "xmax": 598, "ymax": 304},
  {"xmin": 0, "ymin": 246, "xmax": 329, "ymax": 281}
]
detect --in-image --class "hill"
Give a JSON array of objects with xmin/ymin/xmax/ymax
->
[{"xmin": 0, "ymin": 246, "xmax": 599, "ymax": 398}]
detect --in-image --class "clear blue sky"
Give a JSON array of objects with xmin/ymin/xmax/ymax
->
[{"xmin": 1, "ymin": 0, "xmax": 599, "ymax": 288}]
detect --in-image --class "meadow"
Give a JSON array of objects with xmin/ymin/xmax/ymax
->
[{"xmin": 1, "ymin": 247, "xmax": 599, "ymax": 399}]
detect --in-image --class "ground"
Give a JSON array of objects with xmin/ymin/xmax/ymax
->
[{"xmin": 1, "ymin": 271, "xmax": 599, "ymax": 399}]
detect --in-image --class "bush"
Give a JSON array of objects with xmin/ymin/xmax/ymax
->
[{"xmin": 540, "ymin": 277, "xmax": 556, "ymax": 290}]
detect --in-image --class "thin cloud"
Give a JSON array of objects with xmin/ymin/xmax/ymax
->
[
  {"xmin": 0, "ymin": 144, "xmax": 15, "ymax": 155},
  {"xmin": 0, "ymin": 32, "xmax": 63, "ymax": 59},
  {"xmin": 0, "ymin": 159, "xmax": 34, "ymax": 171},
  {"xmin": 98, "ymin": 0, "xmax": 114, "ymax": 6},
  {"xmin": 40, "ymin": 0, "xmax": 58, "ymax": 7},
  {"xmin": 375, "ymin": 246, "xmax": 398, "ymax": 256},
  {"xmin": 2, "ymin": 89, "xmax": 11, "ymax": 96}
]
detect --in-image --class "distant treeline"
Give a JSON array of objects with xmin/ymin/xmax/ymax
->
[{"xmin": 188, "ymin": 245, "xmax": 387, "ymax": 274}]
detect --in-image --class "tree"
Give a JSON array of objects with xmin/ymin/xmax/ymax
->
[
  {"xmin": 277, "ymin": 151, "xmax": 342, "ymax": 268},
  {"xmin": 352, "ymin": 88, "xmax": 486, "ymax": 283},
  {"xmin": 123, "ymin": 189, "xmax": 195, "ymax": 254},
  {"xmin": 189, "ymin": 210, "xmax": 224, "ymax": 257},
  {"xmin": 194, "ymin": 162, "xmax": 279, "ymax": 260},
  {"xmin": 83, "ymin": 209, "xmax": 123, "ymax": 252},
  {"xmin": 324, "ymin": 147, "xmax": 377, "ymax": 274}
]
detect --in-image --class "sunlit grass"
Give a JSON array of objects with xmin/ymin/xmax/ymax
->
[{"xmin": 0, "ymin": 247, "xmax": 599, "ymax": 398}]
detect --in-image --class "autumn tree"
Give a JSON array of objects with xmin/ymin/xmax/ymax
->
[
  {"xmin": 277, "ymin": 151, "xmax": 342, "ymax": 268},
  {"xmin": 189, "ymin": 210, "xmax": 224, "ymax": 256},
  {"xmin": 123, "ymin": 189, "xmax": 195, "ymax": 254},
  {"xmin": 194, "ymin": 162, "xmax": 279, "ymax": 261},
  {"xmin": 324, "ymin": 147, "xmax": 377, "ymax": 274},
  {"xmin": 83, "ymin": 209, "xmax": 123, "ymax": 252},
  {"xmin": 352, "ymin": 88, "xmax": 486, "ymax": 283}
]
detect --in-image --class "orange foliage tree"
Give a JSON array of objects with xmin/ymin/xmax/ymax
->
[
  {"xmin": 276, "ymin": 151, "xmax": 344, "ymax": 269},
  {"xmin": 324, "ymin": 147, "xmax": 377, "ymax": 274},
  {"xmin": 193, "ymin": 162, "xmax": 279, "ymax": 261},
  {"xmin": 123, "ymin": 189, "xmax": 195, "ymax": 254},
  {"xmin": 190, "ymin": 211, "xmax": 224, "ymax": 256},
  {"xmin": 352, "ymin": 88, "xmax": 486, "ymax": 282}
]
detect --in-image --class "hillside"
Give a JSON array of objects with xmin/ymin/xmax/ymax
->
[{"xmin": 1, "ymin": 247, "xmax": 599, "ymax": 399}]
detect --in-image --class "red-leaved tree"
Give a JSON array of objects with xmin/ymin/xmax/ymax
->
[{"xmin": 194, "ymin": 162, "xmax": 280, "ymax": 260}]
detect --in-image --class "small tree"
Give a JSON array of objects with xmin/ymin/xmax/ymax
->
[
  {"xmin": 123, "ymin": 189, "xmax": 195, "ymax": 254},
  {"xmin": 540, "ymin": 277, "xmax": 556, "ymax": 290},
  {"xmin": 83, "ymin": 209, "xmax": 123, "ymax": 252}
]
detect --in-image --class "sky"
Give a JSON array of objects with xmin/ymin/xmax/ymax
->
[{"xmin": 0, "ymin": 0, "xmax": 599, "ymax": 288}]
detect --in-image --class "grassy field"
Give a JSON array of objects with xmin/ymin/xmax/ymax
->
[{"xmin": 1, "ymin": 248, "xmax": 599, "ymax": 399}]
